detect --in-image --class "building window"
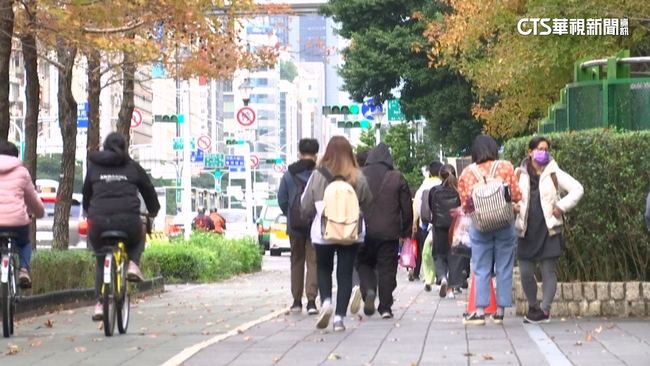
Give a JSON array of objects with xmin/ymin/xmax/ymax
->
[
  {"xmin": 252, "ymin": 78, "xmax": 268, "ymax": 87},
  {"xmin": 223, "ymin": 81, "xmax": 233, "ymax": 92},
  {"xmin": 250, "ymin": 94, "xmax": 270, "ymax": 104}
]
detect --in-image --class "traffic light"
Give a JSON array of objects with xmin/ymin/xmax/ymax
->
[
  {"xmin": 225, "ymin": 138, "xmax": 245, "ymax": 145},
  {"xmin": 214, "ymin": 171, "xmax": 223, "ymax": 178},
  {"xmin": 337, "ymin": 121, "xmax": 371, "ymax": 129},
  {"xmin": 153, "ymin": 114, "xmax": 184, "ymax": 123},
  {"xmin": 264, "ymin": 158, "xmax": 283, "ymax": 164},
  {"xmin": 322, "ymin": 105, "xmax": 360, "ymax": 115}
]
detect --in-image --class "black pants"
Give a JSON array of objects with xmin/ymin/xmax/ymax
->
[
  {"xmin": 432, "ymin": 227, "xmax": 465, "ymax": 288},
  {"xmin": 314, "ymin": 243, "xmax": 359, "ymax": 317},
  {"xmin": 89, "ymin": 214, "xmax": 144, "ymax": 300},
  {"xmin": 413, "ymin": 228, "xmax": 426, "ymax": 278},
  {"xmin": 356, "ymin": 238, "xmax": 399, "ymax": 313}
]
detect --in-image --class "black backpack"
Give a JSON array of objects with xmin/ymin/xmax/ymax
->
[
  {"xmin": 429, "ymin": 186, "xmax": 461, "ymax": 228},
  {"xmin": 290, "ymin": 174, "xmax": 311, "ymax": 231}
]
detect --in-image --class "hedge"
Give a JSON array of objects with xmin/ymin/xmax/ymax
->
[
  {"xmin": 502, "ymin": 129, "xmax": 650, "ymax": 282},
  {"xmin": 25, "ymin": 232, "xmax": 262, "ymax": 294}
]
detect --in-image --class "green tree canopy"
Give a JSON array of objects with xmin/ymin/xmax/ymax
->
[{"xmin": 280, "ymin": 59, "xmax": 298, "ymax": 82}]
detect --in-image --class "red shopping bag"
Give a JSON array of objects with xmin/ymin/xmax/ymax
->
[{"xmin": 399, "ymin": 238, "xmax": 417, "ymax": 269}]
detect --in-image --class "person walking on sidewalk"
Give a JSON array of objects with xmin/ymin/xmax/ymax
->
[
  {"xmin": 430, "ymin": 164, "xmax": 463, "ymax": 299},
  {"xmin": 278, "ymin": 138, "xmax": 320, "ymax": 315},
  {"xmin": 301, "ymin": 136, "xmax": 373, "ymax": 332},
  {"xmin": 515, "ymin": 136, "xmax": 583, "ymax": 324},
  {"xmin": 350, "ymin": 150, "xmax": 371, "ymax": 315},
  {"xmin": 458, "ymin": 135, "xmax": 521, "ymax": 326},
  {"xmin": 356, "ymin": 143, "xmax": 413, "ymax": 319},
  {"xmin": 411, "ymin": 161, "xmax": 443, "ymax": 282}
]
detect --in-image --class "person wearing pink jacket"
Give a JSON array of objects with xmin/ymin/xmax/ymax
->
[{"xmin": 0, "ymin": 141, "xmax": 45, "ymax": 288}]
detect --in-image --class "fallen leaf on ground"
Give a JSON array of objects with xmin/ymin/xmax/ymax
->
[
  {"xmin": 150, "ymin": 334, "xmax": 159, "ymax": 338},
  {"xmin": 483, "ymin": 354, "xmax": 494, "ymax": 360},
  {"xmin": 205, "ymin": 322, "xmax": 213, "ymax": 326},
  {"xmin": 244, "ymin": 336, "xmax": 253, "ymax": 341},
  {"xmin": 66, "ymin": 336, "xmax": 76, "ymax": 342},
  {"xmin": 97, "ymin": 322, "xmax": 104, "ymax": 330},
  {"xmin": 594, "ymin": 326, "xmax": 603, "ymax": 333},
  {"xmin": 44, "ymin": 319, "xmax": 54, "ymax": 328},
  {"xmin": 202, "ymin": 331, "xmax": 210, "ymax": 335},
  {"xmin": 574, "ymin": 341, "xmax": 583, "ymax": 346},
  {"xmin": 586, "ymin": 333, "xmax": 593, "ymax": 342},
  {"xmin": 327, "ymin": 353, "xmax": 341, "ymax": 360},
  {"xmin": 126, "ymin": 347, "xmax": 141, "ymax": 351},
  {"xmin": 7, "ymin": 344, "xmax": 20, "ymax": 355},
  {"xmin": 75, "ymin": 347, "xmax": 87, "ymax": 353},
  {"xmin": 64, "ymin": 319, "xmax": 73, "ymax": 324},
  {"xmin": 93, "ymin": 338, "xmax": 103, "ymax": 342},
  {"xmin": 30, "ymin": 341, "xmax": 42, "ymax": 347},
  {"xmin": 388, "ymin": 338, "xmax": 399, "ymax": 342},
  {"xmin": 463, "ymin": 353, "xmax": 475, "ymax": 357},
  {"xmin": 141, "ymin": 327, "xmax": 148, "ymax": 332},
  {"xmin": 237, "ymin": 329, "xmax": 243, "ymax": 334}
]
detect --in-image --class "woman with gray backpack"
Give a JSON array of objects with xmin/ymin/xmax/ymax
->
[
  {"xmin": 301, "ymin": 136, "xmax": 373, "ymax": 332},
  {"xmin": 457, "ymin": 135, "xmax": 522, "ymax": 325}
]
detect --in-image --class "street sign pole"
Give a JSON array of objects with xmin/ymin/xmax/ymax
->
[
  {"xmin": 182, "ymin": 80, "xmax": 192, "ymax": 241},
  {"xmin": 244, "ymin": 143, "xmax": 253, "ymax": 231}
]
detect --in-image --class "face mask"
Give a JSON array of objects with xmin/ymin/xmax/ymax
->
[{"xmin": 533, "ymin": 150, "xmax": 550, "ymax": 165}]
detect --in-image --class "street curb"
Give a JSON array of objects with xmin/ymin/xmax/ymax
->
[
  {"xmin": 160, "ymin": 307, "xmax": 289, "ymax": 366},
  {"xmin": 16, "ymin": 276, "xmax": 165, "ymax": 319}
]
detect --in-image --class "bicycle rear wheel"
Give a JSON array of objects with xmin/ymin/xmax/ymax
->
[
  {"xmin": 2, "ymin": 263, "xmax": 13, "ymax": 338},
  {"xmin": 116, "ymin": 257, "xmax": 130, "ymax": 334},
  {"xmin": 102, "ymin": 265, "xmax": 117, "ymax": 337},
  {"xmin": 8, "ymin": 257, "xmax": 16, "ymax": 335}
]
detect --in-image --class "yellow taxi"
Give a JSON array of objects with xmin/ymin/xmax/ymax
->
[{"xmin": 269, "ymin": 215, "xmax": 290, "ymax": 256}]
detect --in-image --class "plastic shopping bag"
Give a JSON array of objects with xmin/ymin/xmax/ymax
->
[
  {"xmin": 449, "ymin": 207, "xmax": 472, "ymax": 258},
  {"xmin": 399, "ymin": 238, "xmax": 417, "ymax": 269},
  {"xmin": 422, "ymin": 231, "xmax": 435, "ymax": 285}
]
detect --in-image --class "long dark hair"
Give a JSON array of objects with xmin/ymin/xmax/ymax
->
[
  {"xmin": 524, "ymin": 136, "xmax": 551, "ymax": 190},
  {"xmin": 470, "ymin": 135, "xmax": 500, "ymax": 164},
  {"xmin": 439, "ymin": 164, "xmax": 458, "ymax": 190}
]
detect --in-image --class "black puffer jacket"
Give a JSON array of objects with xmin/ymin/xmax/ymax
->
[
  {"xmin": 82, "ymin": 150, "xmax": 160, "ymax": 218},
  {"xmin": 361, "ymin": 143, "xmax": 413, "ymax": 240}
]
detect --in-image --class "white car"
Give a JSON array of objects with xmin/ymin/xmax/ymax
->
[
  {"xmin": 269, "ymin": 215, "xmax": 290, "ymax": 256},
  {"xmin": 219, "ymin": 209, "xmax": 257, "ymax": 239}
]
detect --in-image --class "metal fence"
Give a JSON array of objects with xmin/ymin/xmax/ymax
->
[{"xmin": 538, "ymin": 51, "xmax": 650, "ymax": 133}]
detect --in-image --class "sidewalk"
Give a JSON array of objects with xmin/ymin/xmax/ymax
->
[
  {"xmin": 185, "ymin": 270, "xmax": 650, "ymax": 366},
  {"xmin": 0, "ymin": 257, "xmax": 293, "ymax": 366}
]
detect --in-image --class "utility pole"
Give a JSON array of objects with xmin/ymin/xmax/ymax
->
[{"xmin": 181, "ymin": 80, "xmax": 193, "ymax": 241}]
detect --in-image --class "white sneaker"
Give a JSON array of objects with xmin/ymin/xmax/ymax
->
[
  {"xmin": 349, "ymin": 286, "xmax": 362, "ymax": 314},
  {"xmin": 439, "ymin": 278, "xmax": 448, "ymax": 298},
  {"xmin": 316, "ymin": 301, "xmax": 333, "ymax": 329},
  {"xmin": 446, "ymin": 291, "xmax": 455, "ymax": 299}
]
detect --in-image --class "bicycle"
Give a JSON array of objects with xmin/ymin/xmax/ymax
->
[
  {"xmin": 97, "ymin": 230, "xmax": 131, "ymax": 337},
  {"xmin": 0, "ymin": 232, "xmax": 20, "ymax": 338}
]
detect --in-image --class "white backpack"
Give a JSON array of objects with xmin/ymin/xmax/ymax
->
[
  {"xmin": 318, "ymin": 168, "xmax": 361, "ymax": 245},
  {"xmin": 468, "ymin": 161, "xmax": 514, "ymax": 232}
]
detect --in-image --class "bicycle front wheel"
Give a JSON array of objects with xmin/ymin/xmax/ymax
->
[
  {"xmin": 102, "ymin": 268, "xmax": 117, "ymax": 337},
  {"xmin": 116, "ymin": 258, "xmax": 130, "ymax": 334}
]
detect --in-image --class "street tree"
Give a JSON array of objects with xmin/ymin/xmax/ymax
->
[
  {"xmin": 428, "ymin": 0, "xmax": 650, "ymax": 139},
  {"xmin": 0, "ymin": 0, "xmax": 14, "ymax": 140},
  {"xmin": 280, "ymin": 59, "xmax": 298, "ymax": 81}
]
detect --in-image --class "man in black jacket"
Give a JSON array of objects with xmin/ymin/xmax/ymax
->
[
  {"xmin": 357, "ymin": 143, "xmax": 413, "ymax": 318},
  {"xmin": 82, "ymin": 132, "xmax": 160, "ymax": 321},
  {"xmin": 277, "ymin": 138, "xmax": 319, "ymax": 315}
]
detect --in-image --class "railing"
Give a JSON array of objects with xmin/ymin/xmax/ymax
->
[{"xmin": 538, "ymin": 50, "xmax": 650, "ymax": 133}]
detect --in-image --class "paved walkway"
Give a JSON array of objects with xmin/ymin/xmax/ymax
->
[
  {"xmin": 185, "ymin": 266, "xmax": 650, "ymax": 366},
  {"xmin": 0, "ymin": 256, "xmax": 292, "ymax": 365}
]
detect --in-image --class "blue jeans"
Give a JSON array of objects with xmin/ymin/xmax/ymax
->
[
  {"xmin": 469, "ymin": 222, "xmax": 516, "ymax": 309},
  {"xmin": 0, "ymin": 225, "xmax": 31, "ymax": 271}
]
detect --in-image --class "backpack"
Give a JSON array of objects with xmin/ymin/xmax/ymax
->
[
  {"xmin": 468, "ymin": 161, "xmax": 515, "ymax": 232},
  {"xmin": 419, "ymin": 188, "xmax": 434, "ymax": 225},
  {"xmin": 318, "ymin": 168, "xmax": 361, "ymax": 245},
  {"xmin": 194, "ymin": 216, "xmax": 208, "ymax": 230},
  {"xmin": 430, "ymin": 186, "xmax": 461, "ymax": 228},
  {"xmin": 289, "ymin": 174, "xmax": 311, "ymax": 231}
]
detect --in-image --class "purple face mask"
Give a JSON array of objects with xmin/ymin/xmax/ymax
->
[{"xmin": 533, "ymin": 150, "xmax": 550, "ymax": 165}]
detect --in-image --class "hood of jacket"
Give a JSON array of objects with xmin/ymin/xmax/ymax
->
[
  {"xmin": 0, "ymin": 155, "xmax": 23, "ymax": 174},
  {"xmin": 364, "ymin": 143, "xmax": 394, "ymax": 169},
  {"xmin": 88, "ymin": 150, "xmax": 128, "ymax": 167},
  {"xmin": 288, "ymin": 159, "xmax": 316, "ymax": 183}
]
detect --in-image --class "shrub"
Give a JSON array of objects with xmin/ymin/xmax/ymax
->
[
  {"xmin": 142, "ymin": 232, "xmax": 262, "ymax": 284},
  {"xmin": 502, "ymin": 129, "xmax": 650, "ymax": 282}
]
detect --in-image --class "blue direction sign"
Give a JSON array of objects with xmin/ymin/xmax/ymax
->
[
  {"xmin": 225, "ymin": 154, "xmax": 245, "ymax": 167},
  {"xmin": 361, "ymin": 98, "xmax": 384, "ymax": 121},
  {"xmin": 229, "ymin": 167, "xmax": 246, "ymax": 173},
  {"xmin": 77, "ymin": 102, "xmax": 89, "ymax": 128},
  {"xmin": 190, "ymin": 149, "xmax": 204, "ymax": 163}
]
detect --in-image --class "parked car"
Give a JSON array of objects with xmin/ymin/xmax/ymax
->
[
  {"xmin": 218, "ymin": 209, "xmax": 256, "ymax": 239},
  {"xmin": 269, "ymin": 215, "xmax": 290, "ymax": 256},
  {"xmin": 257, "ymin": 200, "xmax": 282, "ymax": 250},
  {"xmin": 36, "ymin": 193, "xmax": 88, "ymax": 249}
]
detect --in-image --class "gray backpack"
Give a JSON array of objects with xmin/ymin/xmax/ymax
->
[
  {"xmin": 419, "ymin": 188, "xmax": 433, "ymax": 225},
  {"xmin": 468, "ymin": 161, "xmax": 514, "ymax": 232}
]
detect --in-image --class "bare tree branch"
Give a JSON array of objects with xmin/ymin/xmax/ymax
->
[
  {"xmin": 83, "ymin": 20, "xmax": 145, "ymax": 34},
  {"xmin": 36, "ymin": 50, "xmax": 65, "ymax": 70}
]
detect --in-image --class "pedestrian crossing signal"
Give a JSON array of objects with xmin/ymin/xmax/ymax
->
[
  {"xmin": 265, "ymin": 158, "xmax": 283, "ymax": 164},
  {"xmin": 225, "ymin": 139, "xmax": 245, "ymax": 145},
  {"xmin": 154, "ymin": 114, "xmax": 184, "ymax": 123},
  {"xmin": 336, "ymin": 121, "xmax": 371, "ymax": 129},
  {"xmin": 322, "ymin": 105, "xmax": 360, "ymax": 115}
]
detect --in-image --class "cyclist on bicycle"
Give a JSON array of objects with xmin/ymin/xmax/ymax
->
[
  {"xmin": 82, "ymin": 132, "xmax": 160, "ymax": 321},
  {"xmin": 0, "ymin": 141, "xmax": 45, "ymax": 289},
  {"xmin": 209, "ymin": 207, "xmax": 226, "ymax": 234}
]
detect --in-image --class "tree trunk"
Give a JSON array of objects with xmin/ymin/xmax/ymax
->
[
  {"xmin": 21, "ymin": 33, "xmax": 39, "ymax": 250},
  {"xmin": 0, "ymin": 0, "xmax": 15, "ymax": 140},
  {"xmin": 116, "ymin": 38, "xmax": 135, "ymax": 149},
  {"xmin": 53, "ymin": 38, "xmax": 77, "ymax": 251},
  {"xmin": 86, "ymin": 50, "xmax": 101, "ymax": 155}
]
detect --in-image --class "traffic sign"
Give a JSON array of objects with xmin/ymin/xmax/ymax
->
[
  {"xmin": 361, "ymin": 98, "xmax": 384, "ymax": 121},
  {"xmin": 190, "ymin": 149, "xmax": 204, "ymax": 163},
  {"xmin": 387, "ymin": 99, "xmax": 404, "ymax": 122},
  {"xmin": 173, "ymin": 137, "xmax": 196, "ymax": 150},
  {"xmin": 236, "ymin": 107, "xmax": 256, "ymax": 127},
  {"xmin": 229, "ymin": 166, "xmax": 246, "ymax": 173},
  {"xmin": 77, "ymin": 102, "xmax": 88, "ymax": 128},
  {"xmin": 197, "ymin": 135, "xmax": 212, "ymax": 151},
  {"xmin": 205, "ymin": 153, "xmax": 225, "ymax": 168},
  {"xmin": 131, "ymin": 109, "xmax": 143, "ymax": 128},
  {"xmin": 225, "ymin": 154, "xmax": 245, "ymax": 167},
  {"xmin": 272, "ymin": 164, "xmax": 284, "ymax": 173},
  {"xmin": 250, "ymin": 155, "xmax": 259, "ymax": 168}
]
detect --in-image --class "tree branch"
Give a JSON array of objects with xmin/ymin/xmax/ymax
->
[
  {"xmin": 83, "ymin": 20, "xmax": 145, "ymax": 34},
  {"xmin": 36, "ymin": 51, "xmax": 66, "ymax": 70}
]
